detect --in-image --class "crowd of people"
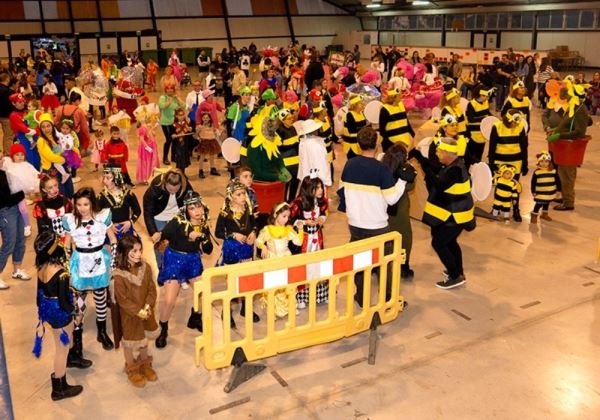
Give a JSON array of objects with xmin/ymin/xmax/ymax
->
[{"xmin": 0, "ymin": 41, "xmax": 593, "ymax": 401}]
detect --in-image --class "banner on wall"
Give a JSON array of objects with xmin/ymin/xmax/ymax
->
[{"xmin": 372, "ymin": 45, "xmax": 547, "ymax": 65}]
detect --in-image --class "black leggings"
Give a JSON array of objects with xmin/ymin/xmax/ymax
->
[
  {"xmin": 161, "ymin": 124, "xmax": 175, "ymax": 162},
  {"xmin": 431, "ymin": 224, "xmax": 464, "ymax": 280},
  {"xmin": 533, "ymin": 202, "xmax": 549, "ymax": 213}
]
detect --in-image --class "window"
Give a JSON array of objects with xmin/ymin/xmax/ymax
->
[
  {"xmin": 538, "ymin": 11, "xmax": 550, "ymax": 29},
  {"xmin": 549, "ymin": 11, "xmax": 563, "ymax": 29},
  {"xmin": 418, "ymin": 15, "xmax": 436, "ymax": 30},
  {"xmin": 511, "ymin": 13, "xmax": 522, "ymax": 29},
  {"xmin": 464, "ymin": 14, "xmax": 483, "ymax": 30},
  {"xmin": 497, "ymin": 13, "xmax": 509, "ymax": 29},
  {"xmin": 565, "ymin": 10, "xmax": 579, "ymax": 29},
  {"xmin": 446, "ymin": 14, "xmax": 464, "ymax": 29},
  {"xmin": 486, "ymin": 14, "xmax": 498, "ymax": 30},
  {"xmin": 580, "ymin": 10, "xmax": 595, "ymax": 28},
  {"xmin": 522, "ymin": 12, "xmax": 534, "ymax": 29},
  {"xmin": 409, "ymin": 15, "xmax": 418, "ymax": 29}
]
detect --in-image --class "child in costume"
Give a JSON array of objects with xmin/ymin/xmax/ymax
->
[
  {"xmin": 215, "ymin": 180, "xmax": 260, "ymax": 327},
  {"xmin": 530, "ymin": 151, "xmax": 559, "ymax": 224},
  {"xmin": 102, "ymin": 125, "xmax": 132, "ymax": 187},
  {"xmin": 136, "ymin": 118, "xmax": 160, "ymax": 184},
  {"xmin": 440, "ymin": 87, "xmax": 469, "ymax": 138},
  {"xmin": 146, "ymin": 59, "xmax": 159, "ymax": 92},
  {"xmin": 97, "ymin": 164, "xmax": 141, "ymax": 240},
  {"xmin": 155, "ymin": 191, "xmax": 213, "ymax": 348},
  {"xmin": 171, "ymin": 108, "xmax": 194, "ymax": 173},
  {"xmin": 313, "ymin": 101, "xmax": 335, "ymax": 177},
  {"xmin": 40, "ymin": 74, "xmax": 60, "ymax": 111},
  {"xmin": 108, "ymin": 104, "xmax": 132, "ymax": 143},
  {"xmin": 113, "ymin": 234, "xmax": 159, "ymax": 388},
  {"xmin": 492, "ymin": 164, "xmax": 521, "ymax": 223},
  {"xmin": 289, "ymin": 176, "xmax": 329, "ymax": 307},
  {"xmin": 32, "ymin": 174, "xmax": 73, "ymax": 244},
  {"xmin": 56, "ymin": 119, "xmax": 83, "ymax": 171},
  {"xmin": 90, "ymin": 129, "xmax": 105, "ymax": 171},
  {"xmin": 465, "ymin": 85, "xmax": 493, "ymax": 163},
  {"xmin": 256, "ymin": 202, "xmax": 304, "ymax": 318},
  {"xmin": 488, "ymin": 109, "xmax": 528, "ymax": 222},
  {"xmin": 9, "ymin": 93, "xmax": 40, "ymax": 169},
  {"xmin": 379, "ymin": 87, "xmax": 415, "ymax": 152},
  {"xmin": 4, "ymin": 143, "xmax": 39, "ymax": 237},
  {"xmin": 196, "ymin": 111, "xmax": 222, "ymax": 178},
  {"xmin": 342, "ymin": 95, "xmax": 367, "ymax": 159},
  {"xmin": 63, "ymin": 187, "xmax": 117, "ymax": 351},
  {"xmin": 32, "ymin": 230, "xmax": 84, "ymax": 401},
  {"xmin": 238, "ymin": 166, "xmax": 259, "ymax": 218},
  {"xmin": 502, "ymin": 80, "xmax": 531, "ymax": 131}
]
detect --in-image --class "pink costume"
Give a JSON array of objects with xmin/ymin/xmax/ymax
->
[
  {"xmin": 196, "ymin": 90, "xmax": 224, "ymax": 129},
  {"xmin": 136, "ymin": 125, "xmax": 159, "ymax": 183}
]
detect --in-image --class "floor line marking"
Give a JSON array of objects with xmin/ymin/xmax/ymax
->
[
  {"xmin": 341, "ymin": 357, "xmax": 367, "ymax": 368},
  {"xmin": 520, "ymin": 301, "xmax": 541, "ymax": 309},
  {"xmin": 425, "ymin": 331, "xmax": 442, "ymax": 339},
  {"xmin": 271, "ymin": 370, "xmax": 288, "ymax": 387},
  {"xmin": 583, "ymin": 282, "xmax": 595, "ymax": 287},
  {"xmin": 209, "ymin": 397, "xmax": 251, "ymax": 415},
  {"xmin": 584, "ymin": 266, "xmax": 600, "ymax": 275},
  {"xmin": 451, "ymin": 309, "xmax": 472, "ymax": 321},
  {"xmin": 507, "ymin": 237, "xmax": 525, "ymax": 245}
]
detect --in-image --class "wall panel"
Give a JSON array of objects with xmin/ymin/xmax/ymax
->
[
  {"xmin": 100, "ymin": 37, "xmax": 117, "ymax": 54},
  {"xmin": 74, "ymin": 21, "xmax": 101, "ymax": 33},
  {"xmin": 79, "ymin": 38, "xmax": 98, "ymax": 55},
  {"xmin": 141, "ymin": 36, "xmax": 157, "ymax": 50},
  {"xmin": 501, "ymin": 32, "xmax": 532, "ymax": 50},
  {"xmin": 11, "ymin": 40, "xmax": 31, "ymax": 56},
  {"xmin": 71, "ymin": 1, "xmax": 97, "ymax": 19},
  {"xmin": 0, "ymin": 21, "xmax": 43, "ymax": 34},
  {"xmin": 229, "ymin": 17, "xmax": 289, "ymax": 38},
  {"xmin": 103, "ymin": 19, "xmax": 153, "ymax": 32},
  {"xmin": 295, "ymin": 0, "xmax": 347, "ymax": 15},
  {"xmin": 296, "ymin": 36, "xmax": 334, "ymax": 50},
  {"xmin": 162, "ymin": 39, "xmax": 229, "ymax": 51},
  {"xmin": 0, "ymin": 41, "xmax": 8, "ymax": 59},
  {"xmin": 446, "ymin": 32, "xmax": 470, "ymax": 48},
  {"xmin": 538, "ymin": 31, "xmax": 600, "ymax": 67},
  {"xmin": 157, "ymin": 18, "xmax": 226, "ymax": 40},
  {"xmin": 292, "ymin": 16, "xmax": 360, "ymax": 36},
  {"xmin": 44, "ymin": 21, "xmax": 71, "ymax": 34}
]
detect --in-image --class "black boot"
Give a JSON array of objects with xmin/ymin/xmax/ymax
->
[
  {"xmin": 401, "ymin": 264, "xmax": 414, "ymax": 279},
  {"xmin": 67, "ymin": 328, "xmax": 93, "ymax": 369},
  {"xmin": 96, "ymin": 320, "xmax": 114, "ymax": 350},
  {"xmin": 155, "ymin": 321, "xmax": 168, "ymax": 348},
  {"xmin": 240, "ymin": 299, "xmax": 260, "ymax": 323},
  {"xmin": 51, "ymin": 373, "xmax": 83, "ymax": 401},
  {"xmin": 186, "ymin": 308, "xmax": 203, "ymax": 332},
  {"xmin": 512, "ymin": 204, "xmax": 522, "ymax": 223}
]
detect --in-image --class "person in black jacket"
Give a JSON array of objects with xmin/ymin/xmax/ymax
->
[
  {"xmin": 304, "ymin": 57, "xmax": 325, "ymax": 92},
  {"xmin": 0, "ymin": 149, "xmax": 30, "ymax": 289},
  {"xmin": 142, "ymin": 169, "xmax": 193, "ymax": 270}
]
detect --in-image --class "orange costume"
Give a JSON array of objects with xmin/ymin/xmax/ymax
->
[{"xmin": 146, "ymin": 60, "xmax": 159, "ymax": 91}]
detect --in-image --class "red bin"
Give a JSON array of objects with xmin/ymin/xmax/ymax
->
[
  {"xmin": 252, "ymin": 181, "xmax": 285, "ymax": 213},
  {"xmin": 549, "ymin": 136, "xmax": 591, "ymax": 166}
]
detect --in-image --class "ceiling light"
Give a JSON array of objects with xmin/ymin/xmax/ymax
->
[
  {"xmin": 412, "ymin": 0, "xmax": 431, "ymax": 5},
  {"xmin": 366, "ymin": 3, "xmax": 382, "ymax": 8}
]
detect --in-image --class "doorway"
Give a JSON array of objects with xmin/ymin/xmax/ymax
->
[{"xmin": 471, "ymin": 31, "xmax": 500, "ymax": 49}]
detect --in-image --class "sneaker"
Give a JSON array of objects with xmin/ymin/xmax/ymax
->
[
  {"xmin": 12, "ymin": 269, "xmax": 31, "ymax": 281},
  {"xmin": 296, "ymin": 301, "xmax": 306, "ymax": 309},
  {"xmin": 436, "ymin": 275, "xmax": 465, "ymax": 290},
  {"xmin": 180, "ymin": 282, "xmax": 190, "ymax": 290},
  {"xmin": 24, "ymin": 226, "xmax": 32, "ymax": 237},
  {"xmin": 72, "ymin": 176, "xmax": 81, "ymax": 184},
  {"xmin": 0, "ymin": 279, "xmax": 9, "ymax": 290}
]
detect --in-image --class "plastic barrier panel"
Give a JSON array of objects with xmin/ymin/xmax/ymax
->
[{"xmin": 194, "ymin": 232, "xmax": 404, "ymax": 371}]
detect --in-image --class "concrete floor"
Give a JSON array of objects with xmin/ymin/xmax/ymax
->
[{"xmin": 1, "ymin": 85, "xmax": 599, "ymax": 419}]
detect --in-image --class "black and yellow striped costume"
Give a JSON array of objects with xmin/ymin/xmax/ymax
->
[
  {"xmin": 317, "ymin": 115, "xmax": 334, "ymax": 163},
  {"xmin": 442, "ymin": 105, "xmax": 469, "ymax": 138},
  {"xmin": 378, "ymin": 102, "xmax": 414, "ymax": 152},
  {"xmin": 342, "ymin": 110, "xmax": 366, "ymax": 159},
  {"xmin": 492, "ymin": 176, "xmax": 521, "ymax": 213},
  {"xmin": 465, "ymin": 98, "xmax": 491, "ymax": 162},
  {"xmin": 531, "ymin": 168, "xmax": 558, "ymax": 203},
  {"xmin": 277, "ymin": 123, "xmax": 301, "ymax": 202},
  {"xmin": 488, "ymin": 121, "xmax": 528, "ymax": 175},
  {"xmin": 501, "ymin": 96, "xmax": 531, "ymax": 130}
]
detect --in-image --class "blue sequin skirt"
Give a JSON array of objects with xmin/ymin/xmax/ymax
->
[
  {"xmin": 220, "ymin": 239, "xmax": 254, "ymax": 265},
  {"xmin": 158, "ymin": 246, "xmax": 203, "ymax": 285},
  {"xmin": 37, "ymin": 291, "xmax": 72, "ymax": 329}
]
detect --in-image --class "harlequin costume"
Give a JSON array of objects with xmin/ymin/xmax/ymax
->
[
  {"xmin": 289, "ymin": 194, "xmax": 329, "ymax": 305},
  {"xmin": 32, "ymin": 194, "xmax": 73, "ymax": 244},
  {"xmin": 530, "ymin": 151, "xmax": 559, "ymax": 223},
  {"xmin": 379, "ymin": 88, "xmax": 414, "ymax": 152},
  {"xmin": 465, "ymin": 87, "xmax": 492, "ymax": 163},
  {"xmin": 341, "ymin": 96, "xmax": 367, "ymax": 159},
  {"xmin": 492, "ymin": 165, "xmax": 521, "ymax": 221}
]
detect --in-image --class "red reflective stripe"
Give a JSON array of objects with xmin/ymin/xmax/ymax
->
[
  {"xmin": 372, "ymin": 249, "xmax": 379, "ymax": 265},
  {"xmin": 288, "ymin": 265, "xmax": 306, "ymax": 284},
  {"xmin": 333, "ymin": 255, "xmax": 353, "ymax": 274},
  {"xmin": 239, "ymin": 273, "xmax": 263, "ymax": 293}
]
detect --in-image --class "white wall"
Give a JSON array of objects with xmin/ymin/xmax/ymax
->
[
  {"xmin": 379, "ymin": 31, "xmax": 441, "ymax": 47},
  {"xmin": 79, "ymin": 38, "xmax": 98, "ymax": 55},
  {"xmin": 501, "ymin": 32, "xmax": 532, "ymax": 50},
  {"xmin": 162, "ymin": 40, "xmax": 229, "ymax": 51},
  {"xmin": 537, "ymin": 32, "xmax": 600, "ymax": 67},
  {"xmin": 292, "ymin": 16, "xmax": 360, "ymax": 37},
  {"xmin": 446, "ymin": 32, "xmax": 470, "ymax": 48},
  {"xmin": 229, "ymin": 17, "xmax": 290, "ymax": 38},
  {"xmin": 141, "ymin": 36, "xmax": 157, "ymax": 51},
  {"xmin": 100, "ymin": 37, "xmax": 118, "ymax": 54},
  {"xmin": 121, "ymin": 37, "xmax": 139, "ymax": 52},
  {"xmin": 0, "ymin": 41, "xmax": 8, "ymax": 59},
  {"xmin": 296, "ymin": 36, "xmax": 334, "ymax": 50},
  {"xmin": 333, "ymin": 30, "xmax": 378, "ymax": 59},
  {"xmin": 11, "ymin": 40, "xmax": 31, "ymax": 56},
  {"xmin": 157, "ymin": 18, "xmax": 226, "ymax": 41}
]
